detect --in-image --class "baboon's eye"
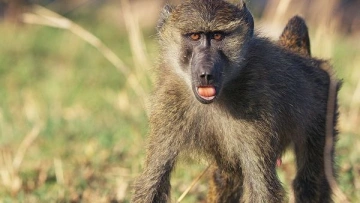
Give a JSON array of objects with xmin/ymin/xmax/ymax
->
[
  {"xmin": 190, "ymin": 33, "xmax": 201, "ymax": 41},
  {"xmin": 213, "ymin": 33, "xmax": 224, "ymax": 41}
]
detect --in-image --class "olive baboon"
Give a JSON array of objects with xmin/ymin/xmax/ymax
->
[{"xmin": 132, "ymin": 0, "xmax": 339, "ymax": 203}]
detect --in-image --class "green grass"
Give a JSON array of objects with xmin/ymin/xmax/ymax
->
[
  {"xmin": 0, "ymin": 2, "xmax": 359, "ymax": 203},
  {"xmin": 0, "ymin": 14, "xmax": 150, "ymax": 202}
]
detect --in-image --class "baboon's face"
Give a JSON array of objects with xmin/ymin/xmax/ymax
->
[{"xmin": 158, "ymin": 0, "xmax": 254, "ymax": 104}]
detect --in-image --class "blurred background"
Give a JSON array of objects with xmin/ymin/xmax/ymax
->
[{"xmin": 0, "ymin": 0, "xmax": 359, "ymax": 202}]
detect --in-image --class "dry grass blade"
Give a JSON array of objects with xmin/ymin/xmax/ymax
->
[
  {"xmin": 0, "ymin": 150, "xmax": 22, "ymax": 195},
  {"xmin": 177, "ymin": 164, "xmax": 211, "ymax": 203},
  {"xmin": 13, "ymin": 124, "xmax": 42, "ymax": 171},
  {"xmin": 120, "ymin": 0, "xmax": 150, "ymax": 70},
  {"xmin": 272, "ymin": 0, "xmax": 292, "ymax": 25},
  {"xmin": 32, "ymin": 5, "xmax": 129, "ymax": 74},
  {"xmin": 54, "ymin": 158, "xmax": 64, "ymax": 185},
  {"xmin": 0, "ymin": 124, "xmax": 42, "ymax": 195},
  {"xmin": 54, "ymin": 158, "xmax": 65, "ymax": 198},
  {"xmin": 21, "ymin": 5, "xmax": 146, "ymax": 99},
  {"xmin": 120, "ymin": 0, "xmax": 152, "ymax": 110}
]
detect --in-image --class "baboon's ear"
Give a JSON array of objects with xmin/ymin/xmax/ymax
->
[
  {"xmin": 279, "ymin": 16, "xmax": 311, "ymax": 56},
  {"xmin": 236, "ymin": 1, "xmax": 254, "ymax": 37},
  {"xmin": 157, "ymin": 4, "xmax": 173, "ymax": 32}
]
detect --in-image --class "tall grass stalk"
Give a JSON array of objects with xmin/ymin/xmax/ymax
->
[{"xmin": 21, "ymin": 5, "xmax": 146, "ymax": 102}]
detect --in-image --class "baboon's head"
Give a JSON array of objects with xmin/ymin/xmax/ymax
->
[{"xmin": 157, "ymin": 0, "xmax": 254, "ymax": 104}]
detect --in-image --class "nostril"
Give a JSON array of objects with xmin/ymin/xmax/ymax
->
[
  {"xmin": 200, "ymin": 72, "xmax": 213, "ymax": 84},
  {"xmin": 200, "ymin": 72, "xmax": 207, "ymax": 78},
  {"xmin": 206, "ymin": 74, "xmax": 213, "ymax": 82}
]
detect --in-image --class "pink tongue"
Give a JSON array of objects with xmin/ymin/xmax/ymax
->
[{"xmin": 197, "ymin": 86, "xmax": 216, "ymax": 98}]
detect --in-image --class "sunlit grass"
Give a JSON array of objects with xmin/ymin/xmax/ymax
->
[
  {"xmin": 0, "ymin": 12, "xmax": 149, "ymax": 201},
  {"xmin": 0, "ymin": 0, "xmax": 359, "ymax": 202}
]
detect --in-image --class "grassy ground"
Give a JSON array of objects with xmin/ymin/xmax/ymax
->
[{"xmin": 0, "ymin": 1, "xmax": 359, "ymax": 202}]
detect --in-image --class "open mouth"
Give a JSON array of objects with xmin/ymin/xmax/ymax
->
[{"xmin": 196, "ymin": 86, "xmax": 217, "ymax": 102}]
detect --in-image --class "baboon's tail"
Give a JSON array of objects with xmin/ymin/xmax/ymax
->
[{"xmin": 279, "ymin": 16, "xmax": 311, "ymax": 57}]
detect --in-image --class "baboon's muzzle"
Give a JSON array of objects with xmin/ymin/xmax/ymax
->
[{"xmin": 191, "ymin": 49, "xmax": 224, "ymax": 104}]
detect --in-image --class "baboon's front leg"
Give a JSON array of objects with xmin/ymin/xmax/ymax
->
[
  {"xmin": 132, "ymin": 130, "xmax": 179, "ymax": 203},
  {"xmin": 239, "ymin": 138, "xmax": 285, "ymax": 203}
]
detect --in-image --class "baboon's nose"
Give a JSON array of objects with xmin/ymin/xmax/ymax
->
[{"xmin": 200, "ymin": 72, "xmax": 214, "ymax": 85}]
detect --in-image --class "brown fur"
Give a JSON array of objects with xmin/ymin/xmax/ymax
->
[
  {"xmin": 132, "ymin": 1, "xmax": 339, "ymax": 202},
  {"xmin": 207, "ymin": 15, "xmax": 314, "ymax": 203},
  {"xmin": 279, "ymin": 16, "xmax": 311, "ymax": 57}
]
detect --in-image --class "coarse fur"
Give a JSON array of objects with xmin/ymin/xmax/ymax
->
[
  {"xmin": 207, "ymin": 15, "xmax": 315, "ymax": 202},
  {"xmin": 132, "ymin": 0, "xmax": 339, "ymax": 202},
  {"xmin": 279, "ymin": 15, "xmax": 311, "ymax": 57}
]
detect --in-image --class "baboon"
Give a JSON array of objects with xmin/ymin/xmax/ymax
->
[{"xmin": 132, "ymin": 0, "xmax": 339, "ymax": 203}]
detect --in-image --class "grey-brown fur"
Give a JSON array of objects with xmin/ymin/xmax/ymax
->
[
  {"xmin": 279, "ymin": 15, "xmax": 311, "ymax": 57},
  {"xmin": 206, "ymin": 14, "xmax": 323, "ymax": 203},
  {"xmin": 132, "ymin": 0, "xmax": 339, "ymax": 202}
]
